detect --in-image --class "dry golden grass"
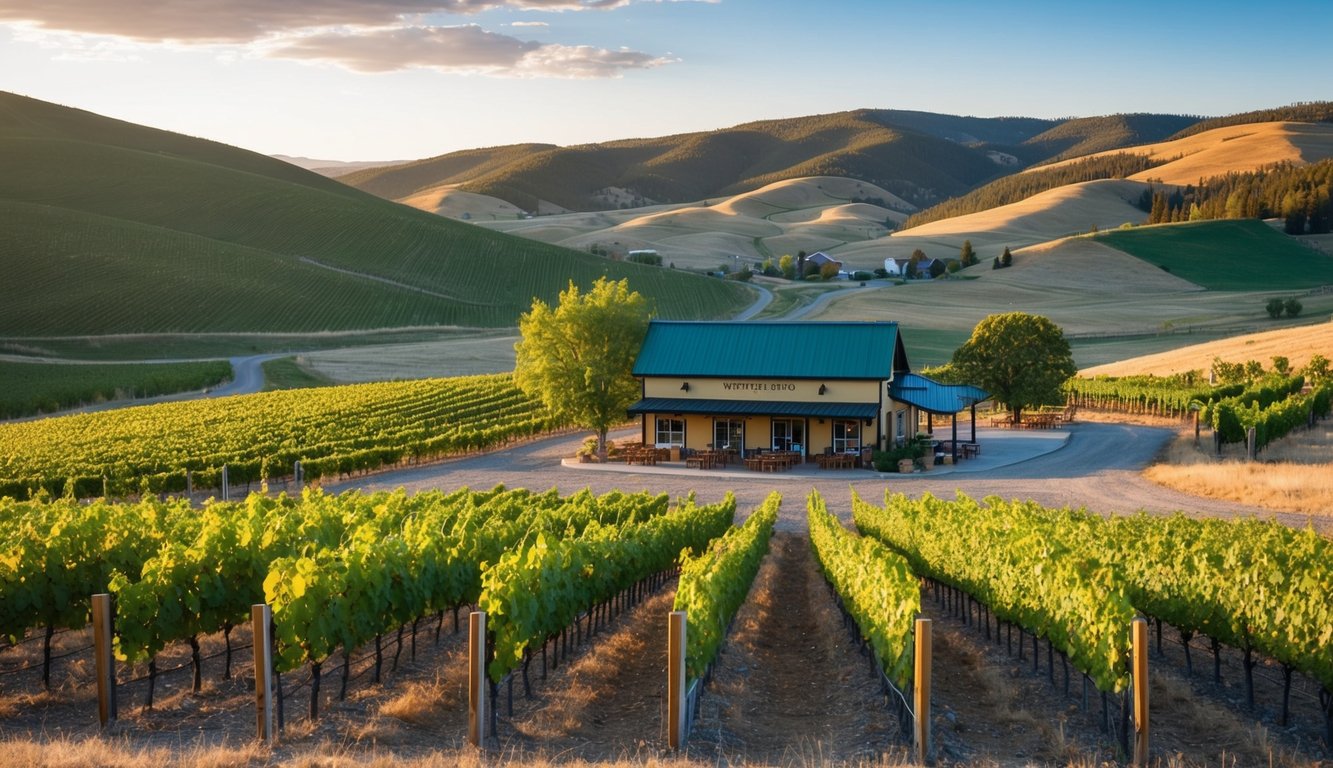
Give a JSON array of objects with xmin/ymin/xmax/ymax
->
[
  {"xmin": 1082, "ymin": 320, "xmax": 1333, "ymax": 377},
  {"xmin": 377, "ymin": 663, "xmax": 467, "ymax": 727},
  {"xmin": 479, "ymin": 176, "xmax": 905, "ymax": 271},
  {"xmin": 400, "ymin": 185, "xmax": 526, "ymax": 221},
  {"xmin": 1035, "ymin": 121, "xmax": 1333, "ymax": 186},
  {"xmin": 816, "ymin": 237, "xmax": 1247, "ymax": 339},
  {"xmin": 1145, "ymin": 422, "xmax": 1333, "ymax": 517},
  {"xmin": 834, "ymin": 178, "xmax": 1152, "ymax": 266},
  {"xmin": 1145, "ymin": 671, "xmax": 1318, "ymax": 768}
]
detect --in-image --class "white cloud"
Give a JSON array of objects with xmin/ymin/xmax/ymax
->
[
  {"xmin": 268, "ymin": 24, "xmax": 672, "ymax": 77},
  {"xmin": 0, "ymin": 0, "xmax": 677, "ymax": 78},
  {"xmin": 0, "ymin": 1, "xmax": 634, "ymax": 42}
]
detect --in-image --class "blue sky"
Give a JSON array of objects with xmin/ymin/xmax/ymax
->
[{"xmin": 1, "ymin": 0, "xmax": 1327, "ymax": 160}]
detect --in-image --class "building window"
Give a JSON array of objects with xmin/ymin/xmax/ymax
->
[
  {"xmin": 771, "ymin": 418, "xmax": 805, "ymax": 452},
  {"xmin": 713, "ymin": 418, "xmax": 743, "ymax": 452},
  {"xmin": 833, "ymin": 420, "xmax": 860, "ymax": 453},
  {"xmin": 655, "ymin": 417, "xmax": 684, "ymax": 447}
]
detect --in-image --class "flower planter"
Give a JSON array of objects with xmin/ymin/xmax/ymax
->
[{"xmin": 897, "ymin": 459, "xmax": 914, "ymax": 474}]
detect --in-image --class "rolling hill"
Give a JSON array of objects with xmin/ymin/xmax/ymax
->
[
  {"xmin": 479, "ymin": 176, "xmax": 911, "ymax": 268},
  {"xmin": 1038, "ymin": 121, "xmax": 1333, "ymax": 186},
  {"xmin": 1090, "ymin": 219, "xmax": 1333, "ymax": 291},
  {"xmin": 343, "ymin": 109, "xmax": 1199, "ymax": 214},
  {"xmin": 0, "ymin": 92, "xmax": 751, "ymax": 339},
  {"xmin": 1081, "ymin": 321, "xmax": 1333, "ymax": 377}
]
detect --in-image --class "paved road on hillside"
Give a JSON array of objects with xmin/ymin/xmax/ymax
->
[
  {"xmin": 2, "ymin": 353, "xmax": 282, "ymax": 423},
  {"xmin": 327, "ymin": 422, "xmax": 1327, "ymax": 535}
]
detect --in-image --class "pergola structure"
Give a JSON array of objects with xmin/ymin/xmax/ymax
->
[{"xmin": 888, "ymin": 373, "xmax": 990, "ymax": 460}]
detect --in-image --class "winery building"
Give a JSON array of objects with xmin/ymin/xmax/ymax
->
[{"xmin": 626, "ymin": 320, "xmax": 987, "ymax": 460}]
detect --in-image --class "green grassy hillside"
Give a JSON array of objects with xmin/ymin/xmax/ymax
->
[
  {"xmin": 1092, "ymin": 219, "xmax": 1333, "ymax": 290},
  {"xmin": 0, "ymin": 92, "xmax": 750, "ymax": 337},
  {"xmin": 345, "ymin": 108, "xmax": 1198, "ymax": 214}
]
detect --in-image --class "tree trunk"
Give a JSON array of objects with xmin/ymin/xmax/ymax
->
[
  {"xmin": 1011, "ymin": 406, "xmax": 1023, "ymax": 426},
  {"xmin": 597, "ymin": 428, "xmax": 609, "ymax": 462}
]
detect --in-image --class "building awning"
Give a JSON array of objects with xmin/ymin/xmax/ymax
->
[
  {"xmin": 889, "ymin": 373, "xmax": 989, "ymax": 415},
  {"xmin": 627, "ymin": 397, "xmax": 879, "ymax": 421}
]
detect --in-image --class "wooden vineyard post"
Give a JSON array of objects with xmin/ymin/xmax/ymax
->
[
  {"xmin": 667, "ymin": 611, "xmax": 687, "ymax": 750},
  {"xmin": 252, "ymin": 604, "xmax": 274, "ymax": 743},
  {"xmin": 1246, "ymin": 427, "xmax": 1257, "ymax": 461},
  {"xmin": 92, "ymin": 593, "xmax": 117, "ymax": 728},
  {"xmin": 1192, "ymin": 409, "xmax": 1201, "ymax": 447},
  {"xmin": 468, "ymin": 611, "xmax": 487, "ymax": 747},
  {"xmin": 294, "ymin": 461, "xmax": 303, "ymax": 492},
  {"xmin": 222, "ymin": 465, "xmax": 230, "ymax": 501},
  {"xmin": 914, "ymin": 617, "xmax": 933, "ymax": 765},
  {"xmin": 1132, "ymin": 617, "xmax": 1150, "ymax": 766}
]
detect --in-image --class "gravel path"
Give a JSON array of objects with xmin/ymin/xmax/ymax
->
[{"xmin": 328, "ymin": 422, "xmax": 1329, "ymax": 535}]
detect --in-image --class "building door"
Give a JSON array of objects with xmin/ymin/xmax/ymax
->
[
  {"xmin": 771, "ymin": 418, "xmax": 805, "ymax": 452},
  {"xmin": 713, "ymin": 418, "xmax": 744, "ymax": 452}
]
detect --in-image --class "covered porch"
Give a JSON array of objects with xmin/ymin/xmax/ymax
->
[
  {"xmin": 889, "ymin": 373, "xmax": 990, "ymax": 463},
  {"xmin": 625, "ymin": 397, "xmax": 884, "ymax": 470}
]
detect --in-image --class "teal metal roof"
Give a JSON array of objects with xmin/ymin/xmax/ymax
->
[
  {"xmin": 633, "ymin": 321, "xmax": 908, "ymax": 380},
  {"xmin": 889, "ymin": 373, "xmax": 989, "ymax": 415},
  {"xmin": 627, "ymin": 397, "xmax": 879, "ymax": 420}
]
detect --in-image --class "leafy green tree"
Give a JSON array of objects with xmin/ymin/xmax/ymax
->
[
  {"xmin": 778, "ymin": 254, "xmax": 795, "ymax": 280},
  {"xmin": 959, "ymin": 239, "xmax": 976, "ymax": 267},
  {"xmin": 951, "ymin": 313, "xmax": 1076, "ymax": 425},
  {"xmin": 1000, "ymin": 246, "xmax": 1013, "ymax": 267},
  {"xmin": 1211, "ymin": 357, "xmax": 1245, "ymax": 384},
  {"xmin": 1270, "ymin": 356, "xmax": 1291, "ymax": 375},
  {"xmin": 1301, "ymin": 353, "xmax": 1330, "ymax": 382},
  {"xmin": 819, "ymin": 262, "xmax": 840, "ymax": 280},
  {"xmin": 514, "ymin": 278, "xmax": 649, "ymax": 460},
  {"xmin": 1266, "ymin": 297, "xmax": 1286, "ymax": 318},
  {"xmin": 1283, "ymin": 297, "xmax": 1303, "ymax": 317}
]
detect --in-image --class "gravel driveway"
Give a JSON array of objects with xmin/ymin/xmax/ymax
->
[{"xmin": 328, "ymin": 422, "xmax": 1326, "ymax": 534}]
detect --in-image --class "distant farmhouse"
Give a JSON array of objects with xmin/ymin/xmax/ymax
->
[{"xmin": 799, "ymin": 250, "xmax": 842, "ymax": 277}]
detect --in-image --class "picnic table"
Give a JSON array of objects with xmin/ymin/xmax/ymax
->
[
  {"xmin": 621, "ymin": 445, "xmax": 658, "ymax": 465},
  {"xmin": 1021, "ymin": 413, "xmax": 1060, "ymax": 429},
  {"xmin": 686, "ymin": 449, "xmax": 728, "ymax": 470},
  {"xmin": 815, "ymin": 452, "xmax": 858, "ymax": 469},
  {"xmin": 744, "ymin": 451, "xmax": 800, "ymax": 472},
  {"xmin": 939, "ymin": 441, "xmax": 981, "ymax": 459}
]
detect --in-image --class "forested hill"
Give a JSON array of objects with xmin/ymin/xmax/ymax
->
[
  {"xmin": 343, "ymin": 109, "xmax": 1198, "ymax": 214},
  {"xmin": 1168, "ymin": 102, "xmax": 1333, "ymax": 140}
]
